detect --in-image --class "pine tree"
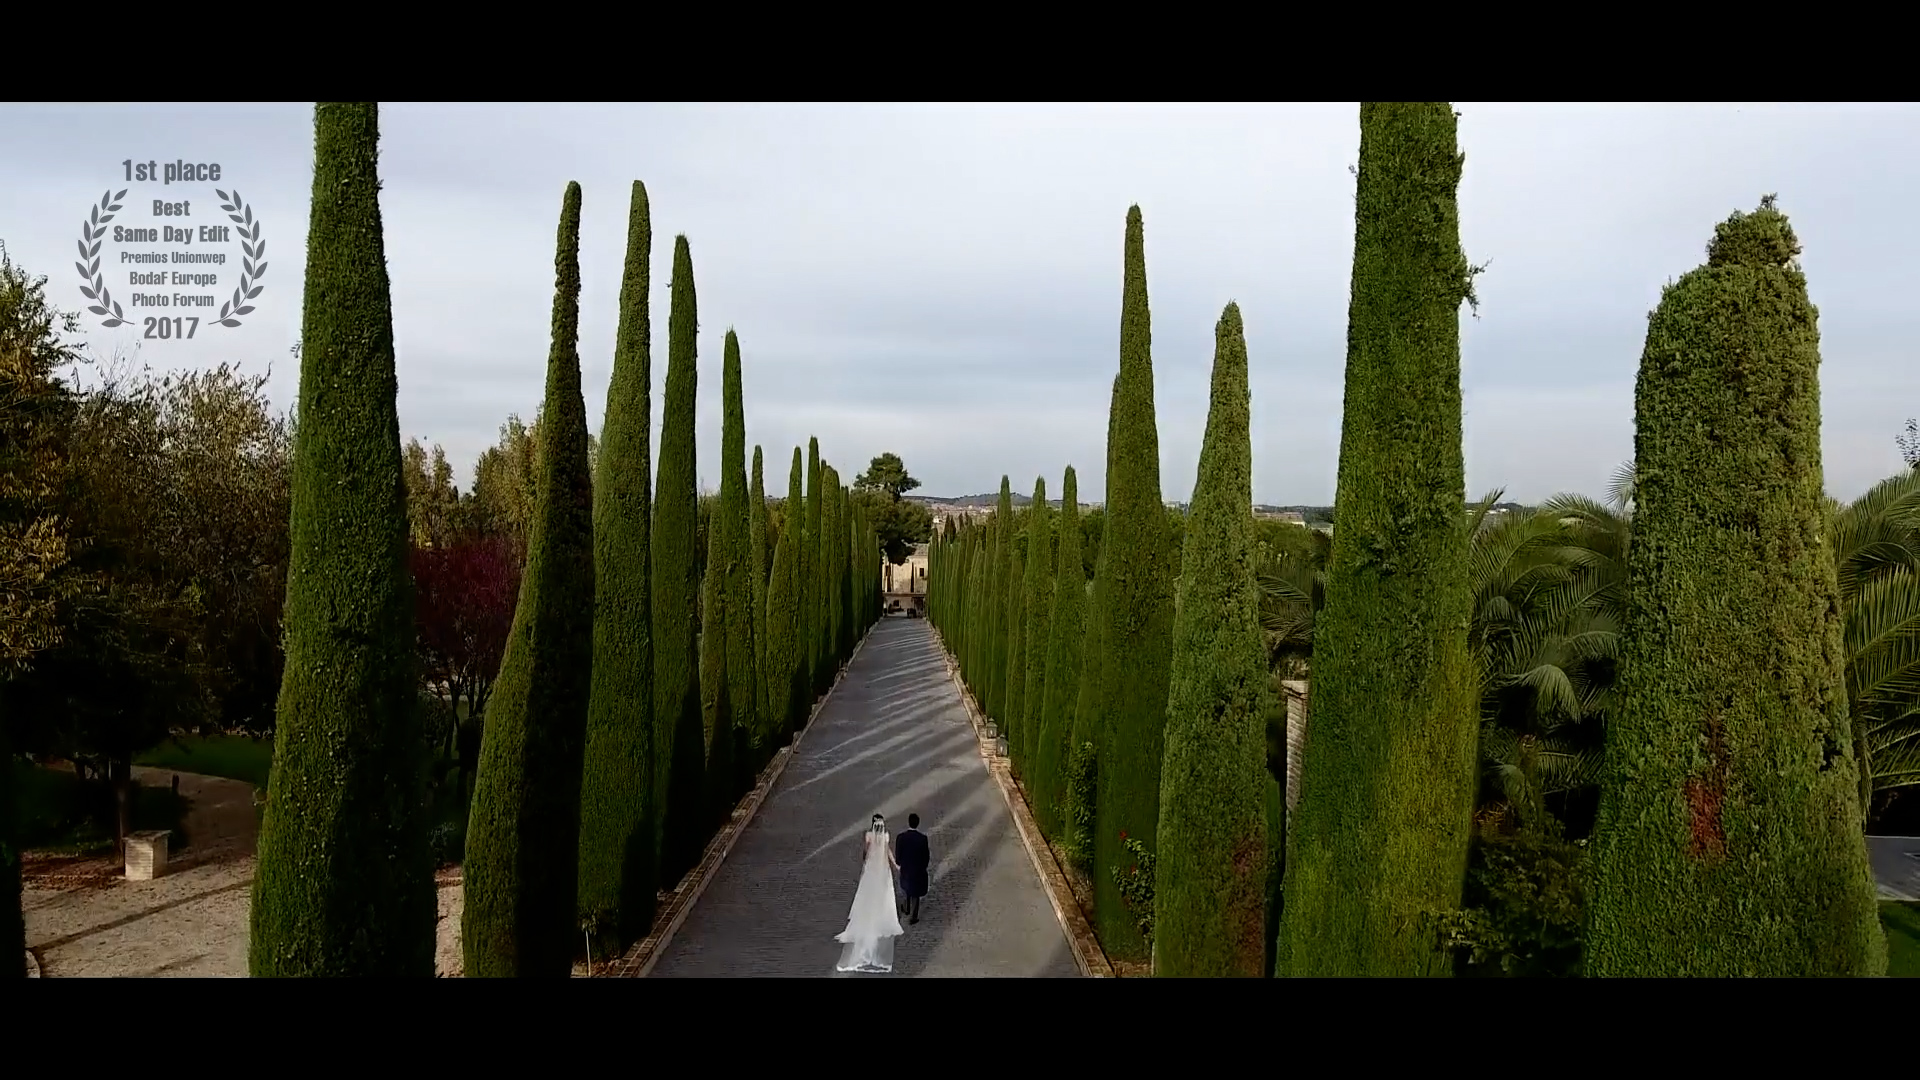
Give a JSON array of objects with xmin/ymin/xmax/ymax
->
[
  {"xmin": 719, "ymin": 332, "xmax": 760, "ymax": 789},
  {"xmin": 653, "ymin": 236, "xmax": 705, "ymax": 884},
  {"xmin": 463, "ymin": 180, "xmax": 598, "ymax": 978},
  {"xmin": 249, "ymin": 102, "xmax": 433, "ymax": 977},
  {"xmin": 1020, "ymin": 477, "xmax": 1054, "ymax": 775},
  {"xmin": 1585, "ymin": 198, "xmax": 1886, "ymax": 977},
  {"xmin": 1276, "ymin": 104, "xmax": 1479, "ymax": 978},
  {"xmin": 1086, "ymin": 207, "xmax": 1177, "ymax": 962},
  {"xmin": 577, "ymin": 180, "xmax": 656, "ymax": 948},
  {"xmin": 750, "ymin": 446, "xmax": 770, "ymax": 748},
  {"xmin": 1153, "ymin": 302, "xmax": 1270, "ymax": 978},
  {"xmin": 766, "ymin": 448, "xmax": 804, "ymax": 737},
  {"xmin": 1035, "ymin": 468, "xmax": 1085, "ymax": 840}
]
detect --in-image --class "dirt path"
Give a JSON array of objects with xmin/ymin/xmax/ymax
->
[{"xmin": 23, "ymin": 769, "xmax": 465, "ymax": 977}]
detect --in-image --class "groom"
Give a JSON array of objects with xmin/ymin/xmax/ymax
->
[{"xmin": 894, "ymin": 813, "xmax": 931, "ymax": 924}]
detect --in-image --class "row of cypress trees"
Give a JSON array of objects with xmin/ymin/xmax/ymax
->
[
  {"xmin": 930, "ymin": 205, "xmax": 1207, "ymax": 970},
  {"xmin": 248, "ymin": 103, "xmax": 880, "ymax": 976},
  {"xmin": 931, "ymin": 103, "xmax": 1885, "ymax": 977}
]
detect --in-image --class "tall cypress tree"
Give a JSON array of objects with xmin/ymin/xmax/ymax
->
[
  {"xmin": 463, "ymin": 180, "xmax": 597, "ymax": 978},
  {"xmin": 1153, "ymin": 302, "xmax": 1270, "ymax": 978},
  {"xmin": 698, "ymin": 470, "xmax": 735, "ymax": 828},
  {"xmin": 1035, "ymin": 468, "xmax": 1084, "ymax": 840},
  {"xmin": 1586, "ymin": 199, "xmax": 1886, "ymax": 977},
  {"xmin": 839, "ymin": 480, "xmax": 856, "ymax": 657},
  {"xmin": 749, "ymin": 446, "xmax": 770, "ymax": 749},
  {"xmin": 806, "ymin": 443, "xmax": 825, "ymax": 694},
  {"xmin": 653, "ymin": 236, "xmax": 705, "ymax": 884},
  {"xmin": 986, "ymin": 478, "xmax": 1014, "ymax": 722},
  {"xmin": 577, "ymin": 180, "xmax": 657, "ymax": 948},
  {"xmin": 1277, "ymin": 104, "xmax": 1479, "ymax": 978},
  {"xmin": 766, "ymin": 448, "xmax": 805, "ymax": 736},
  {"xmin": 250, "ymin": 102, "xmax": 433, "ymax": 977},
  {"xmin": 1087, "ymin": 207, "xmax": 1176, "ymax": 962},
  {"xmin": 1021, "ymin": 477, "xmax": 1053, "ymax": 774},
  {"xmin": 966, "ymin": 535, "xmax": 987, "ymax": 698},
  {"xmin": 719, "ymin": 331, "xmax": 760, "ymax": 789},
  {"xmin": 825, "ymin": 467, "xmax": 844, "ymax": 669},
  {"xmin": 1003, "ymin": 532, "xmax": 1027, "ymax": 758}
]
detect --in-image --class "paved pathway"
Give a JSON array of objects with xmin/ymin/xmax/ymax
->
[{"xmin": 650, "ymin": 618, "xmax": 1080, "ymax": 977}]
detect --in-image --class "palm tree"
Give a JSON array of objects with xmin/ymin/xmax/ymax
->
[
  {"xmin": 1263, "ymin": 461, "xmax": 1920, "ymax": 834},
  {"xmin": 1259, "ymin": 474, "xmax": 1635, "ymax": 837},
  {"xmin": 1830, "ymin": 468, "xmax": 1920, "ymax": 807}
]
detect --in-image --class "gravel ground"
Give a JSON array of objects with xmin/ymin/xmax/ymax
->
[{"xmin": 23, "ymin": 768, "xmax": 469, "ymax": 977}]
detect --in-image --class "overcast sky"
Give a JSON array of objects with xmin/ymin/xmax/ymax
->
[{"xmin": 3, "ymin": 102, "xmax": 1916, "ymax": 505}]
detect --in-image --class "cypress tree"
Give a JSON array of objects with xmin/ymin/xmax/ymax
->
[
  {"xmin": 653, "ymin": 236, "xmax": 705, "ymax": 884},
  {"xmin": 806, "ymin": 445, "xmax": 825, "ymax": 693},
  {"xmin": 1087, "ymin": 207, "xmax": 1177, "ymax": 962},
  {"xmin": 698, "ymin": 475, "xmax": 735, "ymax": 828},
  {"xmin": 966, "ymin": 536, "xmax": 987, "ymax": 698},
  {"xmin": 719, "ymin": 331, "xmax": 760, "ymax": 788},
  {"xmin": 986, "ymin": 478, "xmax": 1014, "ymax": 722},
  {"xmin": 1586, "ymin": 198, "xmax": 1885, "ymax": 977},
  {"xmin": 826, "ymin": 468, "xmax": 846, "ymax": 667},
  {"xmin": 848, "ymin": 484, "xmax": 864, "ymax": 653},
  {"xmin": 1276, "ymin": 104, "xmax": 1479, "ymax": 978},
  {"xmin": 1003, "ymin": 533, "xmax": 1026, "ymax": 759},
  {"xmin": 766, "ymin": 448, "xmax": 804, "ymax": 737},
  {"xmin": 1020, "ymin": 477, "xmax": 1054, "ymax": 776},
  {"xmin": 856, "ymin": 507, "xmax": 869, "ymax": 630},
  {"xmin": 250, "ymin": 102, "xmax": 433, "ymax": 977},
  {"xmin": 837, "ymin": 476, "xmax": 853, "ymax": 655},
  {"xmin": 750, "ymin": 446, "xmax": 770, "ymax": 749},
  {"xmin": 1067, "ymin": 526, "xmax": 1107, "ymax": 871},
  {"xmin": 1153, "ymin": 302, "xmax": 1270, "ymax": 978},
  {"xmin": 463, "ymin": 181, "xmax": 597, "ymax": 978},
  {"xmin": 577, "ymin": 180, "xmax": 657, "ymax": 948},
  {"xmin": 1035, "ymin": 468, "xmax": 1084, "ymax": 840}
]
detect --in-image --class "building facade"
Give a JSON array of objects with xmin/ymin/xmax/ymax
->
[{"xmin": 883, "ymin": 542, "xmax": 930, "ymax": 613}]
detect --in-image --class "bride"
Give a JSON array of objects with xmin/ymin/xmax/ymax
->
[{"xmin": 835, "ymin": 814, "xmax": 905, "ymax": 973}]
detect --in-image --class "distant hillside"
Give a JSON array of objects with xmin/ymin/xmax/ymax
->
[{"xmin": 914, "ymin": 493, "xmax": 1031, "ymax": 508}]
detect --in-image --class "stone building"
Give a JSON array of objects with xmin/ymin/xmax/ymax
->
[{"xmin": 882, "ymin": 542, "xmax": 930, "ymax": 613}]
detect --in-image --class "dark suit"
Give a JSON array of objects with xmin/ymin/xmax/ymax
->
[{"xmin": 894, "ymin": 828, "xmax": 930, "ymax": 920}]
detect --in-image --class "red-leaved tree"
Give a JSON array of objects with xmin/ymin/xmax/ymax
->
[{"xmin": 411, "ymin": 535, "xmax": 519, "ymax": 764}]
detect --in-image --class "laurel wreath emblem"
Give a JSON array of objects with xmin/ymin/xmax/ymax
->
[
  {"xmin": 75, "ymin": 189, "xmax": 129, "ymax": 327},
  {"xmin": 73, "ymin": 187, "xmax": 269, "ymax": 331},
  {"xmin": 214, "ymin": 188, "xmax": 268, "ymax": 328}
]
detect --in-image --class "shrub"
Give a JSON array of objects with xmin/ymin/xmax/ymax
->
[
  {"xmin": 1437, "ymin": 823, "xmax": 1586, "ymax": 977},
  {"xmin": 1110, "ymin": 830, "xmax": 1156, "ymax": 948}
]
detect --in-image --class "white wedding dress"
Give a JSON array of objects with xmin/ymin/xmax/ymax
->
[{"xmin": 835, "ymin": 828, "xmax": 904, "ymax": 972}]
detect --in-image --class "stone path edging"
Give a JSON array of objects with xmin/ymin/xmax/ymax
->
[
  {"xmin": 602, "ymin": 626, "xmax": 876, "ymax": 978},
  {"xmin": 931, "ymin": 629, "xmax": 1114, "ymax": 979}
]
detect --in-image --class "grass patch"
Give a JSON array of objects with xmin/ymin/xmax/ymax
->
[
  {"xmin": 135, "ymin": 733, "xmax": 275, "ymax": 790},
  {"xmin": 16, "ymin": 761, "xmax": 190, "ymax": 855},
  {"xmin": 1884, "ymin": 902, "xmax": 1920, "ymax": 977}
]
